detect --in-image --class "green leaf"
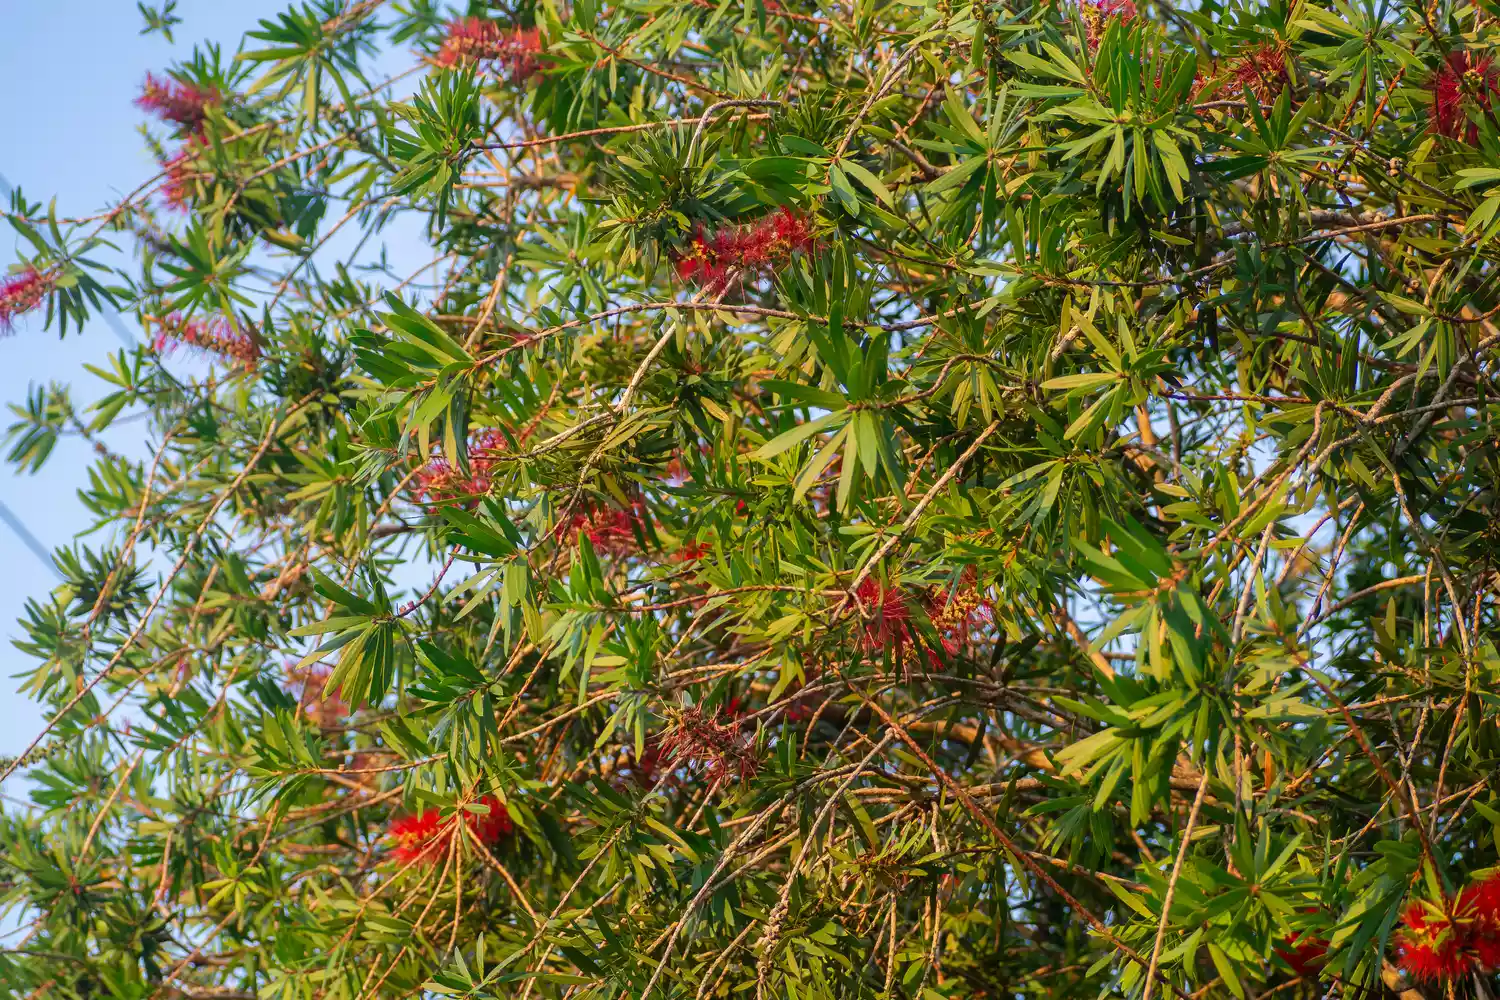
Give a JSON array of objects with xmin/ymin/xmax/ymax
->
[
  {"xmin": 840, "ymin": 159, "xmax": 895, "ymax": 207},
  {"xmin": 753, "ymin": 411, "xmax": 848, "ymax": 459}
]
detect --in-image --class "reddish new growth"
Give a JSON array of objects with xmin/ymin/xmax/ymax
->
[
  {"xmin": 1080, "ymin": 0, "xmax": 1137, "ymax": 50},
  {"xmin": 412, "ymin": 430, "xmax": 508, "ymax": 504},
  {"xmin": 387, "ymin": 795, "xmax": 513, "ymax": 865},
  {"xmin": 560, "ymin": 501, "xmax": 645, "ymax": 557},
  {"xmin": 1229, "ymin": 44, "xmax": 1289, "ymax": 104},
  {"xmin": 1274, "ymin": 931, "xmax": 1327, "ymax": 980},
  {"xmin": 656, "ymin": 705, "xmax": 759, "ymax": 784},
  {"xmin": 1432, "ymin": 52, "xmax": 1500, "ymax": 145},
  {"xmin": 434, "ymin": 18, "xmax": 546, "ymax": 81},
  {"xmin": 285, "ymin": 662, "xmax": 349, "ymax": 727},
  {"xmin": 0, "ymin": 268, "xmax": 53, "ymax": 334},
  {"xmin": 673, "ymin": 208, "xmax": 814, "ymax": 292},
  {"xmin": 136, "ymin": 73, "xmax": 219, "ymax": 133},
  {"xmin": 1396, "ymin": 876, "xmax": 1500, "ymax": 984},
  {"xmin": 149, "ymin": 312, "xmax": 259, "ymax": 367}
]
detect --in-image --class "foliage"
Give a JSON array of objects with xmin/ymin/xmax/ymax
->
[{"xmin": 4, "ymin": 0, "xmax": 1500, "ymax": 997}]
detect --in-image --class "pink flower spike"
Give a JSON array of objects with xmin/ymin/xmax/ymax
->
[
  {"xmin": 136, "ymin": 72, "xmax": 219, "ymax": 133},
  {"xmin": 0, "ymin": 268, "xmax": 54, "ymax": 334}
]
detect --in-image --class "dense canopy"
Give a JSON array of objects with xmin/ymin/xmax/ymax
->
[{"xmin": 4, "ymin": 0, "xmax": 1500, "ymax": 998}]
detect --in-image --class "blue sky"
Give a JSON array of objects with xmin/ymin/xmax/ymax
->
[{"xmin": 0, "ymin": 1, "xmax": 327, "ymax": 763}]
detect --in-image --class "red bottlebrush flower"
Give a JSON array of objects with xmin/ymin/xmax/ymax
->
[
  {"xmin": 1274, "ymin": 931, "xmax": 1328, "ymax": 979},
  {"xmin": 387, "ymin": 794, "xmax": 513, "ymax": 865},
  {"xmin": 412, "ymin": 430, "xmax": 508, "ymax": 504},
  {"xmin": 435, "ymin": 18, "xmax": 546, "ymax": 82},
  {"xmin": 758, "ymin": 206, "xmax": 815, "ymax": 258},
  {"xmin": 149, "ymin": 312, "xmax": 259, "ymax": 367},
  {"xmin": 1397, "ymin": 900, "xmax": 1474, "ymax": 983},
  {"xmin": 387, "ymin": 808, "xmax": 446, "ymax": 864},
  {"xmin": 673, "ymin": 208, "xmax": 814, "ymax": 291},
  {"xmin": 0, "ymin": 267, "xmax": 54, "ymax": 334},
  {"xmin": 586, "ymin": 506, "xmax": 643, "ymax": 555},
  {"xmin": 675, "ymin": 538, "xmax": 713, "ymax": 562},
  {"xmin": 434, "ymin": 16, "xmax": 500, "ymax": 66},
  {"xmin": 656, "ymin": 705, "xmax": 760, "ymax": 784},
  {"xmin": 558, "ymin": 500, "xmax": 645, "ymax": 557},
  {"xmin": 411, "ymin": 459, "xmax": 469, "ymax": 502},
  {"xmin": 1464, "ymin": 872, "xmax": 1500, "ymax": 916},
  {"xmin": 1432, "ymin": 52, "xmax": 1500, "ymax": 144},
  {"xmin": 1474, "ymin": 929, "xmax": 1500, "ymax": 970},
  {"xmin": 1081, "ymin": 0, "xmax": 1137, "ymax": 50},
  {"xmin": 928, "ymin": 569, "xmax": 992, "ymax": 657},
  {"xmin": 466, "ymin": 795, "xmax": 515, "ymax": 844},
  {"xmin": 1460, "ymin": 872, "xmax": 1500, "ymax": 968},
  {"xmin": 498, "ymin": 26, "xmax": 546, "ymax": 81},
  {"xmin": 854, "ymin": 576, "xmax": 917, "ymax": 660},
  {"xmin": 1229, "ymin": 44, "xmax": 1289, "ymax": 104},
  {"xmin": 674, "ymin": 229, "xmax": 730, "ymax": 288},
  {"xmin": 136, "ymin": 72, "xmax": 219, "ymax": 133}
]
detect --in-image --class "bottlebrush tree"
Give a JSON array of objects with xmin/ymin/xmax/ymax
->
[{"xmin": 6, "ymin": 0, "xmax": 1500, "ymax": 997}]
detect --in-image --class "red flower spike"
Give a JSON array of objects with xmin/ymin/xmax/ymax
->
[
  {"xmin": 656, "ymin": 705, "xmax": 760, "ymax": 784},
  {"xmin": 557, "ymin": 501, "xmax": 645, "ymax": 558},
  {"xmin": 434, "ymin": 16, "xmax": 499, "ymax": 66},
  {"xmin": 672, "ymin": 209, "xmax": 814, "ymax": 292},
  {"xmin": 387, "ymin": 809, "xmax": 446, "ymax": 864},
  {"xmin": 855, "ymin": 577, "xmax": 917, "ymax": 660},
  {"xmin": 150, "ymin": 312, "xmax": 259, "ymax": 367},
  {"xmin": 435, "ymin": 18, "xmax": 546, "ymax": 82},
  {"xmin": 1396, "ymin": 900, "xmax": 1475, "ymax": 983},
  {"xmin": 675, "ymin": 538, "xmax": 713, "ymax": 562},
  {"xmin": 1230, "ymin": 44, "xmax": 1289, "ymax": 104},
  {"xmin": 466, "ymin": 795, "xmax": 515, "ymax": 844},
  {"xmin": 1274, "ymin": 931, "xmax": 1327, "ymax": 979},
  {"xmin": 1081, "ymin": 0, "xmax": 1137, "ymax": 51},
  {"xmin": 136, "ymin": 72, "xmax": 220, "ymax": 133},
  {"xmin": 412, "ymin": 430, "xmax": 508, "ymax": 504},
  {"xmin": 1461, "ymin": 872, "xmax": 1500, "ymax": 968},
  {"xmin": 387, "ymin": 794, "xmax": 513, "ymax": 865},
  {"xmin": 928, "ymin": 569, "xmax": 992, "ymax": 657},
  {"xmin": 1432, "ymin": 52, "xmax": 1500, "ymax": 145},
  {"xmin": 0, "ymin": 268, "xmax": 54, "ymax": 334}
]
